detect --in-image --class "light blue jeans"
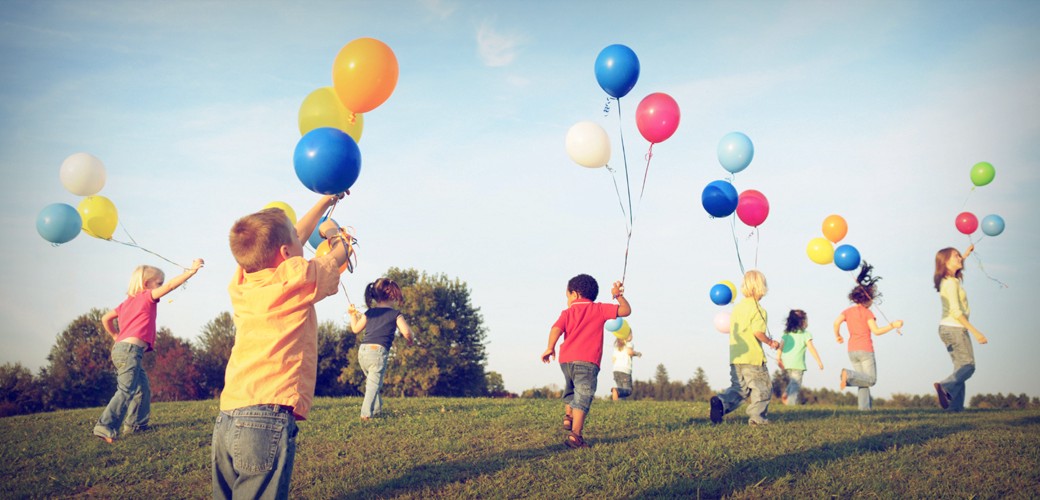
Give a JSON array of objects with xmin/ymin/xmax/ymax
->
[
  {"xmin": 358, "ymin": 344, "xmax": 389, "ymax": 418},
  {"xmin": 844, "ymin": 351, "xmax": 877, "ymax": 410},
  {"xmin": 784, "ymin": 369, "xmax": 804, "ymax": 406},
  {"xmin": 561, "ymin": 361, "xmax": 599, "ymax": 414},
  {"xmin": 613, "ymin": 371, "xmax": 633, "ymax": 399},
  {"xmin": 93, "ymin": 342, "xmax": 150, "ymax": 439},
  {"xmin": 212, "ymin": 404, "xmax": 298, "ymax": 500},
  {"xmin": 938, "ymin": 325, "xmax": 975, "ymax": 411},
  {"xmin": 716, "ymin": 364, "xmax": 771, "ymax": 424}
]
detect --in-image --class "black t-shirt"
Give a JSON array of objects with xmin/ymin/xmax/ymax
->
[{"xmin": 361, "ymin": 307, "xmax": 401, "ymax": 349}]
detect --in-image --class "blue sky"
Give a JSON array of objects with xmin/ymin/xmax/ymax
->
[{"xmin": 2, "ymin": 1, "xmax": 1038, "ymax": 401}]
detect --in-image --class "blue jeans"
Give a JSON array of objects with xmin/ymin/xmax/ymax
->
[
  {"xmin": 938, "ymin": 325, "xmax": 975, "ymax": 411},
  {"xmin": 613, "ymin": 371, "xmax": 633, "ymax": 399},
  {"xmin": 93, "ymin": 342, "xmax": 150, "ymax": 439},
  {"xmin": 561, "ymin": 361, "xmax": 599, "ymax": 414},
  {"xmin": 716, "ymin": 364, "xmax": 771, "ymax": 424},
  {"xmin": 844, "ymin": 351, "xmax": 877, "ymax": 410},
  {"xmin": 212, "ymin": 404, "xmax": 298, "ymax": 500},
  {"xmin": 358, "ymin": 344, "xmax": 389, "ymax": 418},
  {"xmin": 784, "ymin": 369, "xmax": 804, "ymax": 406}
]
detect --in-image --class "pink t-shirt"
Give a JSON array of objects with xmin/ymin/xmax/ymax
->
[
  {"xmin": 553, "ymin": 300, "xmax": 619, "ymax": 367},
  {"xmin": 843, "ymin": 304, "xmax": 875, "ymax": 353},
  {"xmin": 114, "ymin": 290, "xmax": 159, "ymax": 351}
]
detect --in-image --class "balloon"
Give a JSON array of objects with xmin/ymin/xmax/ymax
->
[
  {"xmin": 298, "ymin": 87, "xmax": 364, "ymax": 143},
  {"xmin": 970, "ymin": 162, "xmax": 995, "ymax": 187},
  {"xmin": 834, "ymin": 244, "xmax": 861, "ymax": 271},
  {"xmin": 635, "ymin": 92, "xmax": 680, "ymax": 144},
  {"xmin": 332, "ymin": 37, "xmax": 399, "ymax": 114},
  {"xmin": 307, "ymin": 215, "xmax": 331, "ymax": 249},
  {"xmin": 36, "ymin": 203, "xmax": 82, "ymax": 244},
  {"xmin": 565, "ymin": 121, "xmax": 610, "ymax": 168},
  {"xmin": 264, "ymin": 201, "xmax": 297, "ymax": 225},
  {"xmin": 822, "ymin": 214, "xmax": 848, "ymax": 243},
  {"xmin": 955, "ymin": 212, "xmax": 978, "ymax": 235},
  {"xmin": 981, "ymin": 214, "xmax": 1005, "ymax": 237},
  {"xmin": 77, "ymin": 195, "xmax": 118, "ymax": 239},
  {"xmin": 714, "ymin": 310, "xmax": 731, "ymax": 334},
  {"xmin": 59, "ymin": 152, "xmax": 106, "ymax": 196},
  {"xmin": 720, "ymin": 280, "xmax": 737, "ymax": 302},
  {"xmin": 314, "ymin": 238, "xmax": 348, "ymax": 274},
  {"xmin": 736, "ymin": 189, "xmax": 769, "ymax": 227},
  {"xmin": 806, "ymin": 237, "xmax": 835, "ymax": 265},
  {"xmin": 293, "ymin": 127, "xmax": 361, "ymax": 195},
  {"xmin": 604, "ymin": 318, "xmax": 623, "ymax": 332},
  {"xmin": 701, "ymin": 180, "xmax": 739, "ymax": 218},
  {"xmin": 594, "ymin": 44, "xmax": 640, "ymax": 99},
  {"xmin": 717, "ymin": 132, "xmax": 754, "ymax": 174},
  {"xmin": 611, "ymin": 319, "xmax": 632, "ymax": 340},
  {"xmin": 710, "ymin": 283, "xmax": 733, "ymax": 306}
]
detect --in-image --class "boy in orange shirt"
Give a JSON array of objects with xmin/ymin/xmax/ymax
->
[{"xmin": 212, "ymin": 193, "xmax": 350, "ymax": 500}]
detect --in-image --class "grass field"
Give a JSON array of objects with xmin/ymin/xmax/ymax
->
[{"xmin": 1, "ymin": 397, "xmax": 1038, "ymax": 498}]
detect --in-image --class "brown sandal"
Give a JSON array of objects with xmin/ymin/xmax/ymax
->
[
  {"xmin": 565, "ymin": 432, "xmax": 589, "ymax": 449},
  {"xmin": 562, "ymin": 415, "xmax": 572, "ymax": 431}
]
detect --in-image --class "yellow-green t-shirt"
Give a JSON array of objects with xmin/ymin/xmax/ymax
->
[
  {"xmin": 730, "ymin": 297, "xmax": 767, "ymax": 365},
  {"xmin": 939, "ymin": 277, "xmax": 970, "ymax": 327}
]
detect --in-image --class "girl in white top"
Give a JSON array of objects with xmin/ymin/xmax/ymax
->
[
  {"xmin": 933, "ymin": 245, "xmax": 988, "ymax": 411},
  {"xmin": 611, "ymin": 333, "xmax": 641, "ymax": 400}
]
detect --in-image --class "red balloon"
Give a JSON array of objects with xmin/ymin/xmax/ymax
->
[
  {"xmin": 736, "ymin": 189, "xmax": 769, "ymax": 227},
  {"xmin": 635, "ymin": 92, "xmax": 680, "ymax": 143},
  {"xmin": 955, "ymin": 212, "xmax": 978, "ymax": 235}
]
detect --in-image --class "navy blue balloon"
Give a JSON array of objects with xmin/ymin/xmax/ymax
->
[
  {"xmin": 36, "ymin": 203, "xmax": 82, "ymax": 244},
  {"xmin": 834, "ymin": 244, "xmax": 861, "ymax": 271},
  {"xmin": 294, "ymin": 127, "xmax": 361, "ymax": 195},
  {"xmin": 710, "ymin": 283, "xmax": 733, "ymax": 305},
  {"xmin": 594, "ymin": 44, "xmax": 640, "ymax": 98},
  {"xmin": 701, "ymin": 180, "xmax": 739, "ymax": 218}
]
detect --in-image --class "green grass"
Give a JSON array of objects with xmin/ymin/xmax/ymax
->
[{"xmin": 2, "ymin": 397, "xmax": 1038, "ymax": 498}]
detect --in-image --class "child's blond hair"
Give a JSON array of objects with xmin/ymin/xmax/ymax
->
[
  {"xmin": 229, "ymin": 208, "xmax": 295, "ymax": 273},
  {"xmin": 127, "ymin": 265, "xmax": 164, "ymax": 296},
  {"xmin": 741, "ymin": 270, "xmax": 768, "ymax": 299}
]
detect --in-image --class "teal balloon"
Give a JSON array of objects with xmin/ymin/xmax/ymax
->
[
  {"xmin": 307, "ymin": 215, "xmax": 331, "ymax": 249},
  {"xmin": 37, "ymin": 203, "xmax": 82, "ymax": 244},
  {"xmin": 981, "ymin": 214, "xmax": 1005, "ymax": 236},
  {"xmin": 718, "ymin": 132, "xmax": 754, "ymax": 174},
  {"xmin": 604, "ymin": 318, "xmax": 623, "ymax": 332}
]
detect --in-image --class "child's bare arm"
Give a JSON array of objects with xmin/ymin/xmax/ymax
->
[
  {"xmin": 754, "ymin": 330, "xmax": 780, "ymax": 350},
  {"xmin": 541, "ymin": 327, "xmax": 563, "ymax": 363},
  {"xmin": 397, "ymin": 316, "xmax": 413, "ymax": 345},
  {"xmin": 318, "ymin": 220, "xmax": 350, "ymax": 268},
  {"xmin": 152, "ymin": 258, "xmax": 204, "ymax": 300},
  {"xmin": 807, "ymin": 339, "xmax": 824, "ymax": 370},
  {"xmin": 296, "ymin": 193, "xmax": 345, "ymax": 243},
  {"xmin": 101, "ymin": 310, "xmax": 119, "ymax": 338},
  {"xmin": 612, "ymin": 281, "xmax": 632, "ymax": 317},
  {"xmin": 833, "ymin": 314, "xmax": 845, "ymax": 343},
  {"xmin": 348, "ymin": 304, "xmax": 366, "ymax": 333},
  {"xmin": 868, "ymin": 318, "xmax": 903, "ymax": 336}
]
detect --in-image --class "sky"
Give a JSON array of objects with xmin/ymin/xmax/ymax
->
[{"xmin": 1, "ymin": 0, "xmax": 1038, "ymax": 402}]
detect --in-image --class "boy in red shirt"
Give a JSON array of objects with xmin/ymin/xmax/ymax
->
[{"xmin": 541, "ymin": 274, "xmax": 631, "ymax": 449}]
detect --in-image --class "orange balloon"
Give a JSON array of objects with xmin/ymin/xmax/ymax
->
[
  {"xmin": 314, "ymin": 239, "xmax": 348, "ymax": 274},
  {"xmin": 332, "ymin": 38, "xmax": 399, "ymax": 114},
  {"xmin": 822, "ymin": 214, "xmax": 848, "ymax": 243}
]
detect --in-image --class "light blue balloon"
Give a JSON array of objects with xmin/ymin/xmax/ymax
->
[
  {"xmin": 604, "ymin": 318, "xmax": 623, "ymax": 332},
  {"xmin": 981, "ymin": 214, "xmax": 1005, "ymax": 237},
  {"xmin": 307, "ymin": 215, "xmax": 330, "ymax": 249},
  {"xmin": 717, "ymin": 132, "xmax": 754, "ymax": 174},
  {"xmin": 834, "ymin": 244, "xmax": 861, "ymax": 271},
  {"xmin": 36, "ymin": 203, "xmax": 82, "ymax": 244}
]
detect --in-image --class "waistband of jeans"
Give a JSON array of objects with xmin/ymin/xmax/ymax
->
[{"xmin": 232, "ymin": 404, "xmax": 294, "ymax": 415}]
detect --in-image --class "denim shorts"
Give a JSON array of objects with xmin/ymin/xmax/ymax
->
[
  {"xmin": 212, "ymin": 404, "xmax": 298, "ymax": 499},
  {"xmin": 561, "ymin": 361, "xmax": 599, "ymax": 414}
]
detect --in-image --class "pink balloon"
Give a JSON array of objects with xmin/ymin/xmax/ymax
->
[
  {"xmin": 714, "ymin": 311, "xmax": 731, "ymax": 334},
  {"xmin": 635, "ymin": 92, "xmax": 680, "ymax": 143},
  {"xmin": 736, "ymin": 189, "xmax": 770, "ymax": 227},
  {"xmin": 955, "ymin": 212, "xmax": 978, "ymax": 235}
]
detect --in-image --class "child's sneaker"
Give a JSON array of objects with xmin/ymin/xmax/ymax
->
[{"xmin": 709, "ymin": 396, "xmax": 724, "ymax": 424}]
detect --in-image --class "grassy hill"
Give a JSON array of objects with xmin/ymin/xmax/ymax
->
[{"xmin": 2, "ymin": 397, "xmax": 1038, "ymax": 498}]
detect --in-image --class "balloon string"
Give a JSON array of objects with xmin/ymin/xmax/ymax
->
[
  {"xmin": 961, "ymin": 186, "xmax": 975, "ymax": 210},
  {"xmin": 106, "ymin": 238, "xmax": 187, "ymax": 270},
  {"xmin": 615, "ymin": 97, "xmax": 635, "ymax": 285},
  {"xmin": 639, "ymin": 144, "xmax": 655, "ymax": 201},
  {"xmin": 729, "ymin": 213, "xmax": 747, "ymax": 276},
  {"xmin": 969, "ymin": 245, "xmax": 1008, "ymax": 289},
  {"xmin": 754, "ymin": 227, "xmax": 760, "ymax": 269},
  {"xmin": 602, "ymin": 97, "xmax": 613, "ymax": 116},
  {"xmin": 605, "ymin": 165, "xmax": 630, "ymax": 229}
]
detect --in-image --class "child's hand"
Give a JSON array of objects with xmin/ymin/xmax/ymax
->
[
  {"xmin": 190, "ymin": 258, "xmax": 205, "ymax": 272},
  {"xmin": 975, "ymin": 334, "xmax": 988, "ymax": 345},
  {"xmin": 818, "ymin": 362, "xmax": 825, "ymax": 370},
  {"xmin": 541, "ymin": 348, "xmax": 555, "ymax": 364},
  {"xmin": 835, "ymin": 335, "xmax": 844, "ymax": 344},
  {"xmin": 319, "ymin": 219, "xmax": 342, "ymax": 239},
  {"xmin": 611, "ymin": 281, "xmax": 624, "ymax": 299}
]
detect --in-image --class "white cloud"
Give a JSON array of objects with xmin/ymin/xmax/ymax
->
[{"xmin": 476, "ymin": 21, "xmax": 522, "ymax": 67}]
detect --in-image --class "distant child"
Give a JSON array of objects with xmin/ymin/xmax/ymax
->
[
  {"xmin": 348, "ymin": 278, "xmax": 414, "ymax": 420},
  {"xmin": 933, "ymin": 245, "xmax": 987, "ymax": 411},
  {"xmin": 834, "ymin": 262, "xmax": 903, "ymax": 411},
  {"xmin": 93, "ymin": 258, "xmax": 204, "ymax": 443},
  {"xmin": 541, "ymin": 274, "xmax": 631, "ymax": 449},
  {"xmin": 777, "ymin": 309, "xmax": 823, "ymax": 406},
  {"xmin": 610, "ymin": 329, "xmax": 641, "ymax": 401},
  {"xmin": 212, "ymin": 193, "xmax": 350, "ymax": 500},
  {"xmin": 710, "ymin": 270, "xmax": 780, "ymax": 426}
]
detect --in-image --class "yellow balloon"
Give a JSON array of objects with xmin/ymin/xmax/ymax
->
[
  {"xmin": 263, "ymin": 201, "xmax": 297, "ymax": 225},
  {"xmin": 298, "ymin": 87, "xmax": 364, "ymax": 143},
  {"xmin": 719, "ymin": 280, "xmax": 737, "ymax": 303},
  {"xmin": 612, "ymin": 320, "xmax": 632, "ymax": 340},
  {"xmin": 77, "ymin": 195, "xmax": 118, "ymax": 240},
  {"xmin": 807, "ymin": 237, "xmax": 834, "ymax": 265}
]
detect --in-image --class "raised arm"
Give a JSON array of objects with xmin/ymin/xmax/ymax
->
[
  {"xmin": 867, "ymin": 318, "xmax": 903, "ymax": 336},
  {"xmin": 151, "ymin": 258, "xmax": 204, "ymax": 300},
  {"xmin": 296, "ymin": 193, "xmax": 345, "ymax": 244},
  {"xmin": 347, "ymin": 304, "xmax": 367, "ymax": 334},
  {"xmin": 612, "ymin": 281, "xmax": 632, "ymax": 317}
]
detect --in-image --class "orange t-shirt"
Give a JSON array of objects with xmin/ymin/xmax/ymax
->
[
  {"xmin": 220, "ymin": 255, "xmax": 340, "ymax": 420},
  {"xmin": 843, "ymin": 304, "xmax": 876, "ymax": 353}
]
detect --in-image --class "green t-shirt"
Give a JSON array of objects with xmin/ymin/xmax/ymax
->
[
  {"xmin": 730, "ymin": 297, "xmax": 767, "ymax": 365},
  {"xmin": 780, "ymin": 330, "xmax": 812, "ymax": 370}
]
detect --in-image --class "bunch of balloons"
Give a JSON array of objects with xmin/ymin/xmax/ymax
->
[
  {"xmin": 806, "ymin": 214, "xmax": 860, "ymax": 271},
  {"xmin": 294, "ymin": 37, "xmax": 399, "ymax": 195},
  {"xmin": 956, "ymin": 162, "xmax": 1005, "ymax": 238},
  {"xmin": 604, "ymin": 317, "xmax": 632, "ymax": 340},
  {"xmin": 700, "ymin": 132, "xmax": 769, "ymax": 228},
  {"xmin": 37, "ymin": 152, "xmax": 118, "ymax": 244},
  {"xmin": 708, "ymin": 279, "xmax": 737, "ymax": 334}
]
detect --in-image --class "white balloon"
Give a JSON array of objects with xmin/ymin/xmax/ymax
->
[
  {"xmin": 59, "ymin": 152, "xmax": 107, "ymax": 196},
  {"xmin": 714, "ymin": 310, "xmax": 731, "ymax": 334},
  {"xmin": 565, "ymin": 121, "xmax": 610, "ymax": 168}
]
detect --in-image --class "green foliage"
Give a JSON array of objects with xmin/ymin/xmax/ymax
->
[
  {"xmin": 144, "ymin": 328, "xmax": 204, "ymax": 402},
  {"xmin": 971, "ymin": 392, "xmax": 1040, "ymax": 409},
  {"xmin": 193, "ymin": 311, "xmax": 235, "ymax": 398},
  {"xmin": 0, "ymin": 363, "xmax": 44, "ymax": 417},
  {"xmin": 40, "ymin": 309, "xmax": 115, "ymax": 410},
  {"xmin": 316, "ymin": 320, "xmax": 357, "ymax": 397}
]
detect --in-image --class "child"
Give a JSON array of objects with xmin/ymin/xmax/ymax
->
[
  {"xmin": 212, "ymin": 193, "xmax": 350, "ymax": 500},
  {"xmin": 348, "ymin": 278, "xmax": 414, "ymax": 420},
  {"xmin": 541, "ymin": 274, "xmax": 631, "ymax": 449},
  {"xmin": 93, "ymin": 258, "xmax": 204, "ymax": 443},
  {"xmin": 778, "ymin": 309, "xmax": 823, "ymax": 406},
  {"xmin": 611, "ymin": 330, "xmax": 641, "ymax": 401},
  {"xmin": 834, "ymin": 262, "xmax": 903, "ymax": 411},
  {"xmin": 933, "ymin": 245, "xmax": 987, "ymax": 411},
  {"xmin": 710, "ymin": 270, "xmax": 780, "ymax": 426}
]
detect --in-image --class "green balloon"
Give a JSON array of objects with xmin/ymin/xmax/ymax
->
[{"xmin": 971, "ymin": 162, "xmax": 995, "ymax": 186}]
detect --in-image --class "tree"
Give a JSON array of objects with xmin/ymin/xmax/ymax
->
[
  {"xmin": 0, "ymin": 363, "xmax": 44, "ymax": 417},
  {"xmin": 40, "ymin": 309, "xmax": 115, "ymax": 410},
  {"xmin": 687, "ymin": 367, "xmax": 713, "ymax": 402},
  {"xmin": 143, "ymin": 327, "xmax": 204, "ymax": 401},
  {"xmin": 316, "ymin": 320, "xmax": 358, "ymax": 397},
  {"xmin": 195, "ymin": 311, "xmax": 236, "ymax": 398},
  {"xmin": 485, "ymin": 371, "xmax": 513, "ymax": 397},
  {"xmin": 653, "ymin": 364, "xmax": 669, "ymax": 400}
]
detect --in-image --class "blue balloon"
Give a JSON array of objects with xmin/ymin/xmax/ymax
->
[
  {"xmin": 834, "ymin": 244, "xmax": 861, "ymax": 271},
  {"xmin": 293, "ymin": 127, "xmax": 361, "ymax": 195},
  {"xmin": 717, "ymin": 132, "xmax": 754, "ymax": 174},
  {"xmin": 710, "ymin": 283, "xmax": 733, "ymax": 305},
  {"xmin": 604, "ymin": 318, "xmax": 623, "ymax": 332},
  {"xmin": 981, "ymin": 214, "xmax": 1005, "ymax": 237},
  {"xmin": 701, "ymin": 180, "xmax": 739, "ymax": 217},
  {"xmin": 594, "ymin": 44, "xmax": 640, "ymax": 99},
  {"xmin": 307, "ymin": 215, "xmax": 331, "ymax": 249},
  {"xmin": 36, "ymin": 203, "xmax": 82, "ymax": 244}
]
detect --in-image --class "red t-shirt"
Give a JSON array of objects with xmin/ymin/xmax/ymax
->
[
  {"xmin": 114, "ymin": 290, "xmax": 159, "ymax": 351},
  {"xmin": 553, "ymin": 300, "xmax": 619, "ymax": 367},
  {"xmin": 843, "ymin": 304, "xmax": 875, "ymax": 353}
]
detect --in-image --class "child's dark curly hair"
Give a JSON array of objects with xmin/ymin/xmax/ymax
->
[
  {"xmin": 848, "ymin": 261, "xmax": 882, "ymax": 305},
  {"xmin": 567, "ymin": 274, "xmax": 599, "ymax": 301},
  {"xmin": 785, "ymin": 309, "xmax": 808, "ymax": 333},
  {"xmin": 364, "ymin": 277, "xmax": 404, "ymax": 308}
]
